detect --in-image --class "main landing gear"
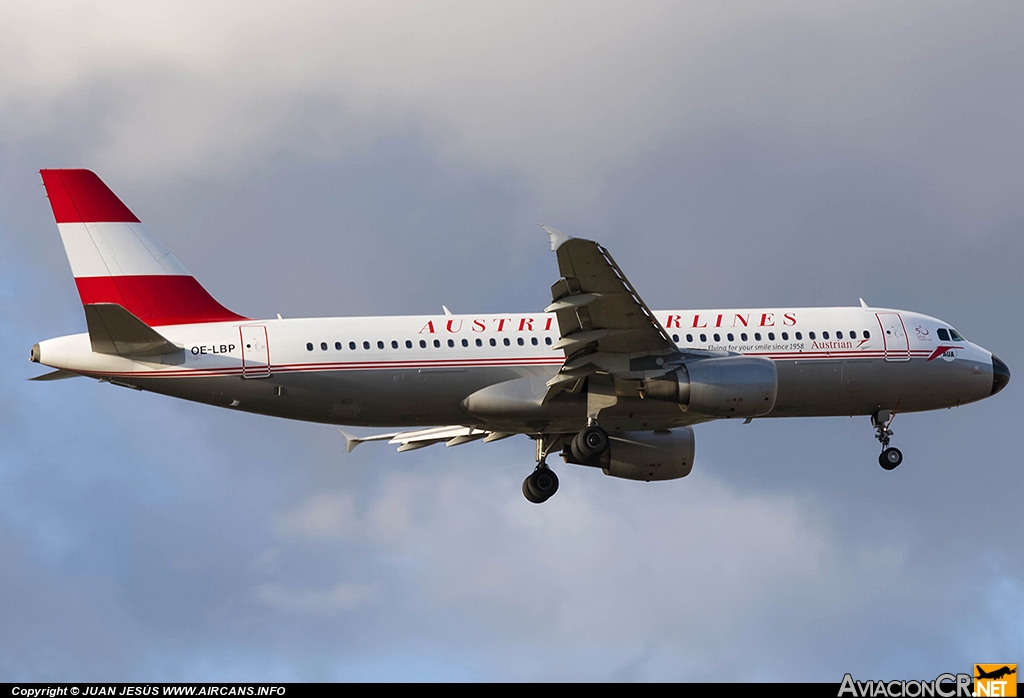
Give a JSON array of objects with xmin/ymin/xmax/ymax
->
[
  {"xmin": 523, "ymin": 424, "xmax": 611, "ymax": 504},
  {"xmin": 871, "ymin": 410, "xmax": 903, "ymax": 471}
]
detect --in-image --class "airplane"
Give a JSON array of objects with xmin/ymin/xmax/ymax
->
[
  {"xmin": 975, "ymin": 666, "xmax": 1017, "ymax": 681},
  {"xmin": 30, "ymin": 169, "xmax": 1010, "ymax": 503}
]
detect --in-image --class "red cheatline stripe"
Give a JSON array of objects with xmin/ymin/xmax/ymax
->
[
  {"xmin": 76, "ymin": 275, "xmax": 248, "ymax": 326},
  {"xmin": 40, "ymin": 169, "xmax": 140, "ymax": 224}
]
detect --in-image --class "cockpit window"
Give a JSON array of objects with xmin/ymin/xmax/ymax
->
[
  {"xmin": 937, "ymin": 328, "xmax": 950, "ymax": 341},
  {"xmin": 949, "ymin": 328, "xmax": 965, "ymax": 342}
]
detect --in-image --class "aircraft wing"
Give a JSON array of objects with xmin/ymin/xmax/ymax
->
[
  {"xmin": 542, "ymin": 227, "xmax": 717, "ymax": 402},
  {"xmin": 339, "ymin": 426, "xmax": 514, "ymax": 453}
]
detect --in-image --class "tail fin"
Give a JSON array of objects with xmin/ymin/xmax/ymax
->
[{"xmin": 40, "ymin": 169, "xmax": 247, "ymax": 327}]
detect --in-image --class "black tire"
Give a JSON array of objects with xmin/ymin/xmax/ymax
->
[
  {"xmin": 523, "ymin": 476, "xmax": 544, "ymax": 503},
  {"xmin": 572, "ymin": 425, "xmax": 609, "ymax": 462},
  {"xmin": 879, "ymin": 447, "xmax": 903, "ymax": 470},
  {"xmin": 527, "ymin": 467, "xmax": 559, "ymax": 501}
]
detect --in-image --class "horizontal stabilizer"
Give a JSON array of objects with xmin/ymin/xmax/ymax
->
[
  {"xmin": 84, "ymin": 303, "xmax": 183, "ymax": 357},
  {"xmin": 30, "ymin": 369, "xmax": 81, "ymax": 381}
]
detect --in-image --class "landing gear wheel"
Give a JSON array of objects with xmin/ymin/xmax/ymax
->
[
  {"xmin": 879, "ymin": 447, "xmax": 903, "ymax": 470},
  {"xmin": 571, "ymin": 425, "xmax": 609, "ymax": 463},
  {"xmin": 523, "ymin": 467, "xmax": 559, "ymax": 503}
]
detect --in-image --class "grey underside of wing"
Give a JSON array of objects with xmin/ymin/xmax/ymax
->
[
  {"xmin": 543, "ymin": 237, "xmax": 683, "ymax": 401},
  {"xmin": 549, "ymin": 238, "xmax": 675, "ymax": 356}
]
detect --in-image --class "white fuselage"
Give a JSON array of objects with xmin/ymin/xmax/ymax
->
[{"xmin": 35, "ymin": 305, "xmax": 998, "ymax": 433}]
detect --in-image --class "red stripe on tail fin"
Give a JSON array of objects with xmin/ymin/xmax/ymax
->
[
  {"xmin": 41, "ymin": 169, "xmax": 140, "ymax": 223},
  {"xmin": 75, "ymin": 276, "xmax": 247, "ymax": 326}
]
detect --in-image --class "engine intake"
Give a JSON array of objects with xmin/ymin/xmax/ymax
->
[{"xmin": 643, "ymin": 356, "xmax": 777, "ymax": 418}]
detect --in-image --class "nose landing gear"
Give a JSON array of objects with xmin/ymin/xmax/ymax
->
[{"xmin": 872, "ymin": 410, "xmax": 903, "ymax": 470}]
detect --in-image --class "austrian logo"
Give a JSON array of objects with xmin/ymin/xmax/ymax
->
[{"xmin": 975, "ymin": 664, "xmax": 1017, "ymax": 697}]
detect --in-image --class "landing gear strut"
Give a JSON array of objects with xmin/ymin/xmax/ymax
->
[{"xmin": 872, "ymin": 410, "xmax": 903, "ymax": 470}]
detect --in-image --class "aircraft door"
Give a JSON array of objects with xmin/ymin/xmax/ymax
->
[
  {"xmin": 240, "ymin": 325, "xmax": 271, "ymax": 378},
  {"xmin": 876, "ymin": 312, "xmax": 910, "ymax": 362}
]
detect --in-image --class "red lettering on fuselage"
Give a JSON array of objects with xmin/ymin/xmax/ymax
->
[
  {"xmin": 445, "ymin": 319, "xmax": 463, "ymax": 333},
  {"xmin": 518, "ymin": 318, "xmax": 533, "ymax": 332},
  {"xmin": 667, "ymin": 315, "xmax": 682, "ymax": 328},
  {"xmin": 418, "ymin": 321, "xmax": 435, "ymax": 334},
  {"xmin": 472, "ymin": 319, "xmax": 486, "ymax": 332}
]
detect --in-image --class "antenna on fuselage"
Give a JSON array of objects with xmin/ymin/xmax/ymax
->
[{"xmin": 859, "ymin": 298, "xmax": 869, "ymax": 309}]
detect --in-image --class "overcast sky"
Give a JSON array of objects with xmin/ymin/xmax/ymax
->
[{"xmin": 1, "ymin": 0, "xmax": 1022, "ymax": 682}]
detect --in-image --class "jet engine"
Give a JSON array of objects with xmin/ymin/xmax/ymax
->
[
  {"xmin": 563, "ymin": 428, "xmax": 695, "ymax": 482},
  {"xmin": 642, "ymin": 356, "xmax": 777, "ymax": 418}
]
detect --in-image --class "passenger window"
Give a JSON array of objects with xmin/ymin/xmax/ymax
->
[
  {"xmin": 809, "ymin": 332, "xmax": 816, "ymax": 340},
  {"xmin": 740, "ymin": 333, "xmax": 747, "ymax": 342},
  {"xmin": 462, "ymin": 339, "xmax": 469, "ymax": 347},
  {"xmin": 490, "ymin": 338, "xmax": 497, "ymax": 347},
  {"xmin": 306, "ymin": 342, "xmax": 313, "ymax": 351},
  {"xmin": 686, "ymin": 334, "xmax": 694, "ymax": 343},
  {"xmin": 391, "ymin": 340, "xmax": 399, "ymax": 349},
  {"xmin": 350, "ymin": 341, "xmax": 357, "ymax": 350},
  {"xmin": 795, "ymin": 332, "xmax": 802, "ymax": 340},
  {"xmin": 531, "ymin": 337, "xmax": 538, "ymax": 346},
  {"xmin": 700, "ymin": 334, "xmax": 707, "ymax": 342},
  {"xmin": 545, "ymin": 337, "xmax": 552, "ymax": 345},
  {"xmin": 836, "ymin": 331, "xmax": 843, "ymax": 339},
  {"xmin": 517, "ymin": 337, "xmax": 524, "ymax": 346},
  {"xmin": 504, "ymin": 338, "xmax": 511, "ymax": 346},
  {"xmin": 849, "ymin": 330, "xmax": 855, "ymax": 339},
  {"xmin": 335, "ymin": 341, "xmax": 342, "ymax": 350},
  {"xmin": 377, "ymin": 341, "xmax": 384, "ymax": 350},
  {"xmin": 433, "ymin": 339, "xmax": 441, "ymax": 348},
  {"xmin": 727, "ymin": 333, "xmax": 734, "ymax": 342},
  {"xmin": 419, "ymin": 340, "xmax": 426, "ymax": 348},
  {"xmin": 822, "ymin": 332, "xmax": 829, "ymax": 340},
  {"xmin": 363, "ymin": 341, "xmax": 370, "ymax": 350},
  {"xmin": 447, "ymin": 339, "xmax": 455, "ymax": 348},
  {"xmin": 713, "ymin": 333, "xmax": 720, "ymax": 342},
  {"xmin": 672, "ymin": 334, "xmax": 679, "ymax": 342},
  {"xmin": 406, "ymin": 340, "xmax": 413, "ymax": 349},
  {"xmin": 754, "ymin": 333, "xmax": 761, "ymax": 341},
  {"xmin": 863, "ymin": 331, "xmax": 870, "ymax": 339},
  {"xmin": 476, "ymin": 338, "xmax": 483, "ymax": 347},
  {"xmin": 768, "ymin": 332, "xmax": 775, "ymax": 341},
  {"xmin": 781, "ymin": 332, "xmax": 788, "ymax": 340},
  {"xmin": 937, "ymin": 328, "xmax": 950, "ymax": 341},
  {"xmin": 320, "ymin": 342, "xmax": 328, "ymax": 351},
  {"xmin": 950, "ymin": 329, "xmax": 965, "ymax": 342}
]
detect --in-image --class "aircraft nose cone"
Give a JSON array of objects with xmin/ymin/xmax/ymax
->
[{"xmin": 991, "ymin": 355, "xmax": 1010, "ymax": 395}]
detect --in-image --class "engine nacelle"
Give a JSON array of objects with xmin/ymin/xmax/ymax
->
[
  {"xmin": 563, "ymin": 428, "xmax": 695, "ymax": 481},
  {"xmin": 642, "ymin": 356, "xmax": 777, "ymax": 418}
]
